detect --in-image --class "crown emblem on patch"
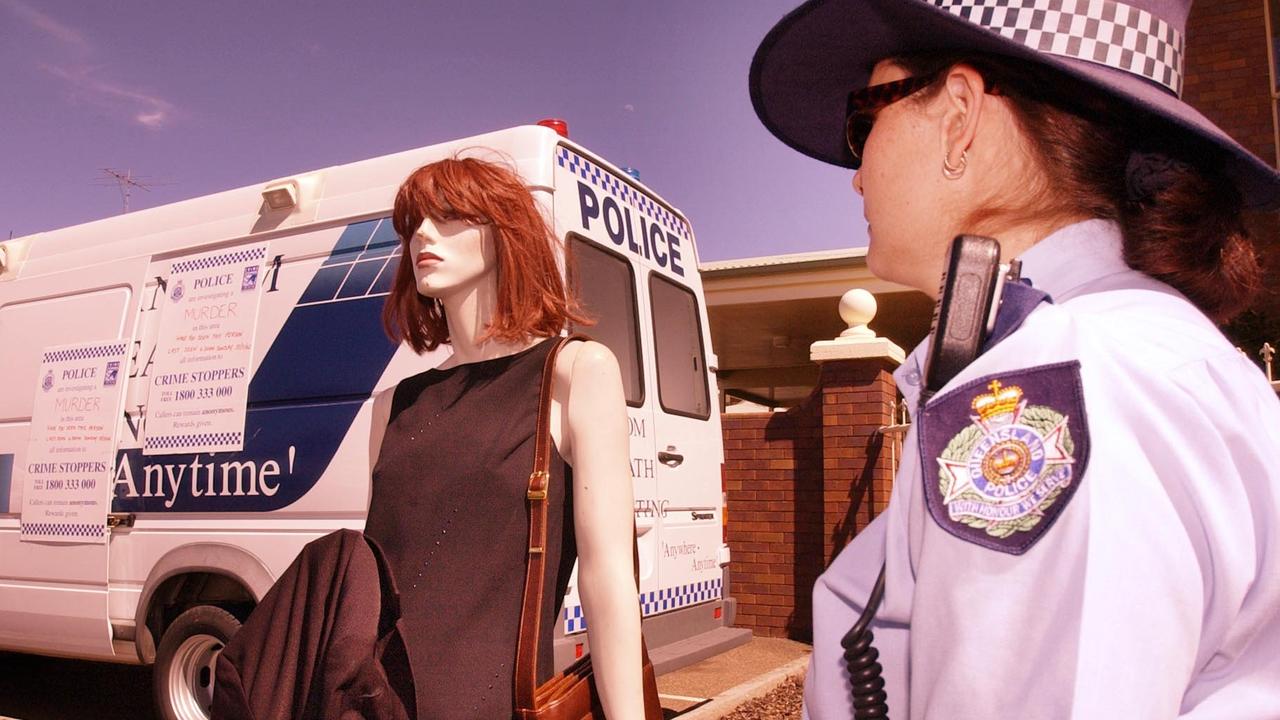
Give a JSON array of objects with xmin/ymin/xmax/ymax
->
[{"xmin": 971, "ymin": 380, "xmax": 1023, "ymax": 422}]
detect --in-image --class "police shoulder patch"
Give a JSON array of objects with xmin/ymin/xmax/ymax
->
[{"xmin": 919, "ymin": 361, "xmax": 1089, "ymax": 555}]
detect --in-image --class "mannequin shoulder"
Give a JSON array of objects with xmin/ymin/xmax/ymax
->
[{"xmin": 553, "ymin": 339, "xmax": 622, "ymax": 392}]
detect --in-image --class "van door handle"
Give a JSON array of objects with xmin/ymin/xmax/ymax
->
[
  {"xmin": 657, "ymin": 446, "xmax": 684, "ymax": 467},
  {"xmin": 107, "ymin": 513, "xmax": 136, "ymax": 530}
]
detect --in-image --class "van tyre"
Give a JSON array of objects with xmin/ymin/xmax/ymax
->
[{"xmin": 153, "ymin": 605, "xmax": 241, "ymax": 720}]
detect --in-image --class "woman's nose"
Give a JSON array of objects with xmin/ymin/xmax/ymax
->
[{"xmin": 852, "ymin": 170, "xmax": 864, "ymax": 197}]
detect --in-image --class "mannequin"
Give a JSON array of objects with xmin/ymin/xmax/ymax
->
[{"xmin": 368, "ymin": 156, "xmax": 646, "ymax": 719}]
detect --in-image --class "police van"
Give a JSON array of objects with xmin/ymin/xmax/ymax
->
[{"xmin": 0, "ymin": 123, "xmax": 741, "ymax": 720}]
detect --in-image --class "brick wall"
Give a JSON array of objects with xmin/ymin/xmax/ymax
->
[
  {"xmin": 723, "ymin": 357, "xmax": 898, "ymax": 641},
  {"xmin": 1184, "ymin": 1, "xmax": 1276, "ymax": 166},
  {"xmin": 1183, "ymin": 3, "xmax": 1280, "ymax": 335},
  {"xmin": 722, "ymin": 399, "xmax": 821, "ymax": 640}
]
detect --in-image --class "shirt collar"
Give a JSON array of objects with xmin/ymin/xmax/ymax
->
[
  {"xmin": 1015, "ymin": 218, "xmax": 1130, "ymax": 302},
  {"xmin": 893, "ymin": 219, "xmax": 1128, "ymax": 410},
  {"xmin": 893, "ymin": 336, "xmax": 929, "ymax": 411}
]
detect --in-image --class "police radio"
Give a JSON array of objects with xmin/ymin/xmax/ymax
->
[
  {"xmin": 923, "ymin": 235, "xmax": 1017, "ymax": 401},
  {"xmin": 841, "ymin": 235, "xmax": 1018, "ymax": 719}
]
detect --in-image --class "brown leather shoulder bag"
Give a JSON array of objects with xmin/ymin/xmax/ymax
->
[{"xmin": 513, "ymin": 335, "xmax": 663, "ymax": 720}]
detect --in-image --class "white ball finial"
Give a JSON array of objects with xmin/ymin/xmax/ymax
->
[
  {"xmin": 811, "ymin": 287, "xmax": 903, "ymax": 364},
  {"xmin": 838, "ymin": 289, "xmax": 877, "ymax": 338}
]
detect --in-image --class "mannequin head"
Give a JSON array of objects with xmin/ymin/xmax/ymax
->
[
  {"xmin": 382, "ymin": 156, "xmax": 586, "ymax": 353},
  {"xmin": 406, "ymin": 214, "xmax": 498, "ymax": 302}
]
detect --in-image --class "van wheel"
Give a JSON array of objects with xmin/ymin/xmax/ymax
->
[{"xmin": 153, "ymin": 605, "xmax": 241, "ymax": 720}]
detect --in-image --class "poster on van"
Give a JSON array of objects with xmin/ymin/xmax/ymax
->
[
  {"xmin": 144, "ymin": 243, "xmax": 269, "ymax": 456},
  {"xmin": 19, "ymin": 341, "xmax": 128, "ymax": 543}
]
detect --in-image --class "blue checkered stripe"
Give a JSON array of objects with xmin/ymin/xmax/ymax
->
[
  {"xmin": 171, "ymin": 246, "xmax": 268, "ymax": 275},
  {"xmin": 21, "ymin": 521, "xmax": 105, "ymax": 539},
  {"xmin": 564, "ymin": 605, "xmax": 587, "ymax": 633},
  {"xmin": 555, "ymin": 147, "xmax": 691, "ymax": 241},
  {"xmin": 642, "ymin": 578, "xmax": 722, "ymax": 615},
  {"xmin": 145, "ymin": 431, "xmax": 242, "ymax": 451},
  {"xmin": 43, "ymin": 343, "xmax": 127, "ymax": 364},
  {"xmin": 562, "ymin": 578, "xmax": 723, "ymax": 633}
]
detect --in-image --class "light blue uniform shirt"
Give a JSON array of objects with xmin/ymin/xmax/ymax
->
[{"xmin": 804, "ymin": 219, "xmax": 1280, "ymax": 719}]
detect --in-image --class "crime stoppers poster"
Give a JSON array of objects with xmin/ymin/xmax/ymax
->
[
  {"xmin": 144, "ymin": 243, "xmax": 268, "ymax": 456},
  {"xmin": 20, "ymin": 341, "xmax": 129, "ymax": 544}
]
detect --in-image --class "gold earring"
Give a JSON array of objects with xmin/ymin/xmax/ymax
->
[{"xmin": 942, "ymin": 150, "xmax": 968, "ymax": 180}]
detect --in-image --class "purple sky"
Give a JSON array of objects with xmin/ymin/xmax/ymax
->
[{"xmin": 0, "ymin": 0, "xmax": 867, "ymax": 262}]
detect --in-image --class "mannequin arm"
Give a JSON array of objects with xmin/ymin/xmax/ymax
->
[{"xmin": 563, "ymin": 341, "xmax": 645, "ymax": 720}]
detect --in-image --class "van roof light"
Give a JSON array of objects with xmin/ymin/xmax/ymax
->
[
  {"xmin": 537, "ymin": 118, "xmax": 569, "ymax": 138},
  {"xmin": 262, "ymin": 180, "xmax": 298, "ymax": 211},
  {"xmin": 622, "ymin": 167, "xmax": 641, "ymax": 181}
]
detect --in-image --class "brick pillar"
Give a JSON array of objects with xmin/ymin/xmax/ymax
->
[
  {"xmin": 722, "ymin": 289, "xmax": 903, "ymax": 641},
  {"xmin": 811, "ymin": 289, "xmax": 904, "ymax": 564},
  {"xmin": 817, "ymin": 357, "xmax": 900, "ymax": 563}
]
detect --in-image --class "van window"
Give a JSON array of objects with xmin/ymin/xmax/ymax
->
[
  {"xmin": 566, "ymin": 234, "xmax": 643, "ymax": 406},
  {"xmin": 0, "ymin": 286, "xmax": 132, "ymax": 421},
  {"xmin": 648, "ymin": 274, "xmax": 710, "ymax": 419}
]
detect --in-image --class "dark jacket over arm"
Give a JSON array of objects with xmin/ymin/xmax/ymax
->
[{"xmin": 212, "ymin": 529, "xmax": 415, "ymax": 720}]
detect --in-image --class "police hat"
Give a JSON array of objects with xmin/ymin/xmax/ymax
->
[{"xmin": 749, "ymin": 0, "xmax": 1280, "ymax": 208}]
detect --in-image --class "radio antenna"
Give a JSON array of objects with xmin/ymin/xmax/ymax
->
[{"xmin": 96, "ymin": 168, "xmax": 155, "ymax": 213}]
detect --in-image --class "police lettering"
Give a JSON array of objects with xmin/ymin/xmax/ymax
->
[
  {"xmin": 61, "ymin": 367, "xmax": 97, "ymax": 380},
  {"xmin": 577, "ymin": 182, "xmax": 685, "ymax": 276},
  {"xmin": 193, "ymin": 273, "xmax": 234, "ymax": 290}
]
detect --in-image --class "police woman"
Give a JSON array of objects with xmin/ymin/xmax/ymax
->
[{"xmin": 751, "ymin": 1, "xmax": 1280, "ymax": 717}]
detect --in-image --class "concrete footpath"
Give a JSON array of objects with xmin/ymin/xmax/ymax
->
[
  {"xmin": 0, "ymin": 637, "xmax": 812, "ymax": 720},
  {"xmin": 656, "ymin": 636, "xmax": 811, "ymax": 718}
]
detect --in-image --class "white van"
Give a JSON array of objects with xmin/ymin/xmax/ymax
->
[{"xmin": 0, "ymin": 124, "xmax": 743, "ymax": 720}]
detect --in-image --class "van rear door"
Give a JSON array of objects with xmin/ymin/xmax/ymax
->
[
  {"xmin": 553, "ymin": 142, "xmax": 723, "ymax": 625},
  {"xmin": 0, "ymin": 254, "xmax": 147, "ymax": 658},
  {"xmin": 553, "ymin": 145, "xmax": 666, "ymax": 630},
  {"xmin": 645, "ymin": 259, "xmax": 723, "ymax": 616}
]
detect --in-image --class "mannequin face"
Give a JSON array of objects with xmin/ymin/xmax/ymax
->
[{"xmin": 409, "ymin": 215, "xmax": 497, "ymax": 299}]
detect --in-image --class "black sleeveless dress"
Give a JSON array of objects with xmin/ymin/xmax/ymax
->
[{"xmin": 365, "ymin": 338, "xmax": 577, "ymax": 719}]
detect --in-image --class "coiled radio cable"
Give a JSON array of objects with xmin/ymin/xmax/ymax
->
[{"xmin": 840, "ymin": 563, "xmax": 888, "ymax": 718}]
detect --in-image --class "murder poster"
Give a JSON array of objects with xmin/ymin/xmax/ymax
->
[
  {"xmin": 20, "ymin": 341, "xmax": 129, "ymax": 543},
  {"xmin": 144, "ymin": 243, "xmax": 268, "ymax": 456}
]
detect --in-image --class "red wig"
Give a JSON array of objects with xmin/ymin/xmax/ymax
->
[{"xmin": 382, "ymin": 155, "xmax": 588, "ymax": 353}]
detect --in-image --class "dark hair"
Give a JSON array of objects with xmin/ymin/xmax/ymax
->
[
  {"xmin": 382, "ymin": 155, "xmax": 589, "ymax": 353},
  {"xmin": 892, "ymin": 53, "xmax": 1261, "ymax": 322}
]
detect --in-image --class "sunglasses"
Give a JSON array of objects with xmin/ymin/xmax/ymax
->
[
  {"xmin": 845, "ymin": 70, "xmax": 1006, "ymax": 168},
  {"xmin": 844, "ymin": 71, "xmax": 943, "ymax": 169}
]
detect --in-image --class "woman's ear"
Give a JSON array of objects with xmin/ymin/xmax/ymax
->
[{"xmin": 938, "ymin": 64, "xmax": 989, "ymax": 170}]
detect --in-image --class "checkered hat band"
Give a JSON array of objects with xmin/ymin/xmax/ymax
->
[{"xmin": 934, "ymin": 0, "xmax": 1184, "ymax": 95}]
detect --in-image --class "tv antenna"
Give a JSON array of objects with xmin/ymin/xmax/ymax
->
[{"xmin": 95, "ymin": 168, "xmax": 159, "ymax": 213}]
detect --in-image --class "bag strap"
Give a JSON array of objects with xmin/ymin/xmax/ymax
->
[
  {"xmin": 513, "ymin": 334, "xmax": 652, "ymax": 712},
  {"xmin": 514, "ymin": 334, "xmax": 586, "ymax": 711}
]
